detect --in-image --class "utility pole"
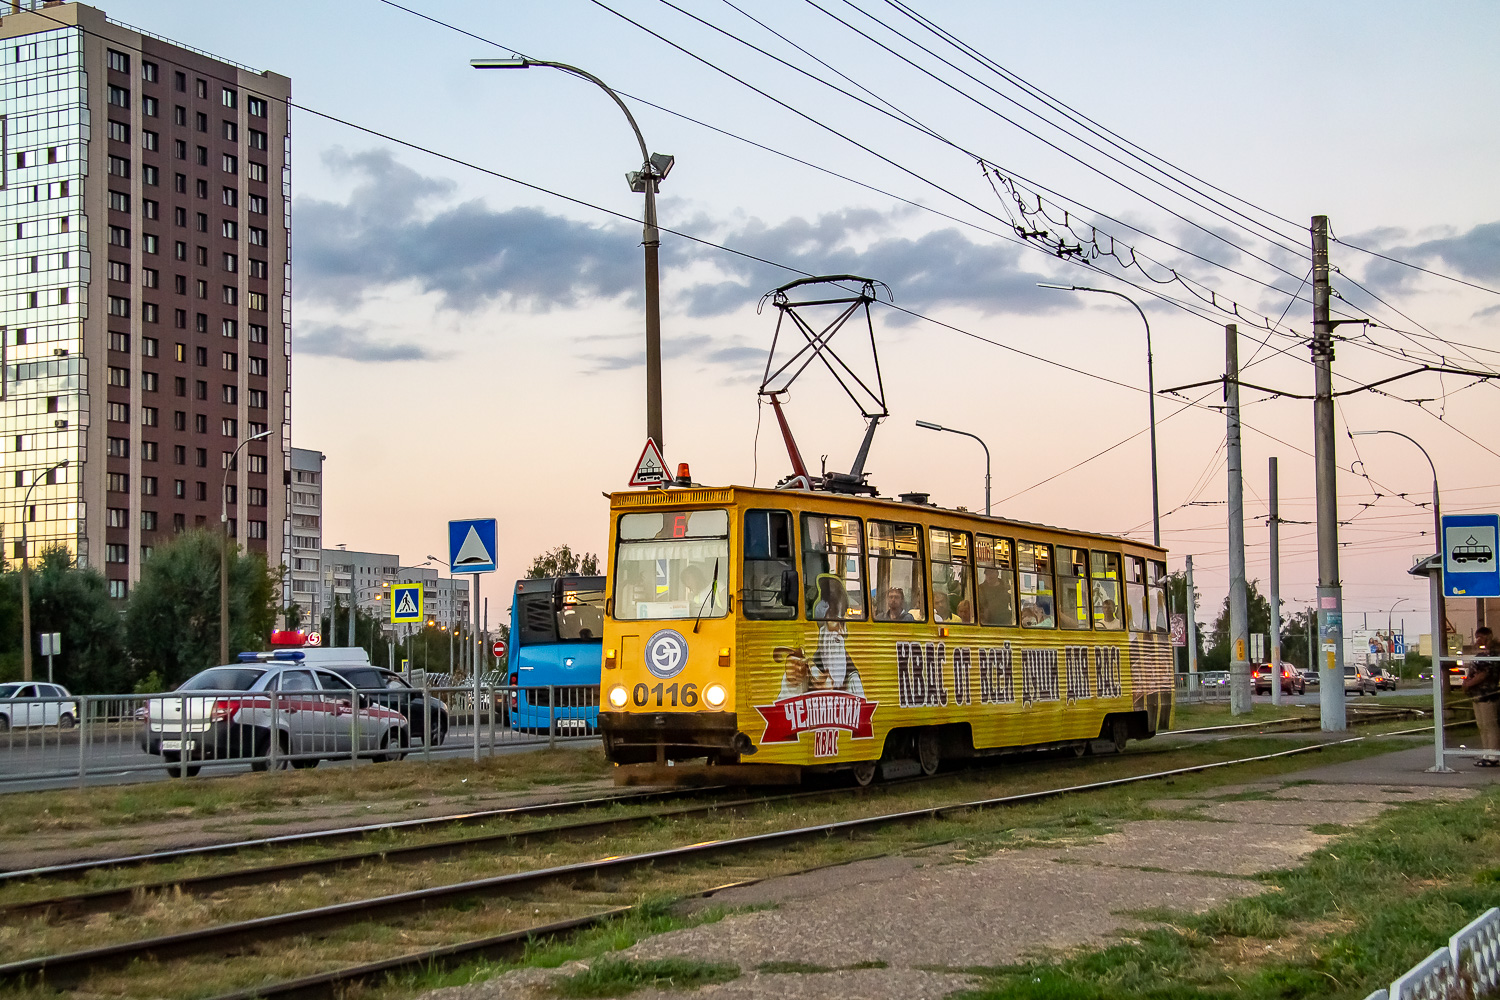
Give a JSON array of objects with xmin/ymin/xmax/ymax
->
[
  {"xmin": 1226, "ymin": 325, "xmax": 1252, "ymax": 714},
  {"xmin": 1185, "ymin": 555, "xmax": 1199, "ymax": 691},
  {"xmin": 1311, "ymin": 215, "xmax": 1347, "ymax": 731},
  {"xmin": 1268, "ymin": 457, "xmax": 1283, "ymax": 707}
]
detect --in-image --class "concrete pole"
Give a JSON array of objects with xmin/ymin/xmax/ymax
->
[
  {"xmin": 1269, "ymin": 457, "xmax": 1283, "ymax": 706},
  {"xmin": 1226, "ymin": 325, "xmax": 1252, "ymax": 714},
  {"xmin": 1185, "ymin": 555, "xmax": 1199, "ymax": 690},
  {"xmin": 472, "ymin": 573, "xmax": 483, "ymax": 762},
  {"xmin": 1311, "ymin": 215, "xmax": 1348, "ymax": 731},
  {"xmin": 1428, "ymin": 567, "xmax": 1455, "ymax": 771}
]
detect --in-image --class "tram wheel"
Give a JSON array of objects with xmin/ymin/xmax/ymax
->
[
  {"xmin": 851, "ymin": 760, "xmax": 877, "ymax": 787},
  {"xmin": 916, "ymin": 729, "xmax": 941, "ymax": 776}
]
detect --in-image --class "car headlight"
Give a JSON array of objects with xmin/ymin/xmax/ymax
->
[
  {"xmin": 608, "ymin": 685, "xmax": 629, "ymax": 708},
  {"xmin": 704, "ymin": 683, "xmax": 727, "ymax": 708}
]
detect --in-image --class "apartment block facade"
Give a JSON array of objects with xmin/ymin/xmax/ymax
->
[
  {"xmin": 0, "ymin": 3, "xmax": 291, "ymax": 596},
  {"xmin": 288, "ymin": 446, "xmax": 321, "ymax": 623}
]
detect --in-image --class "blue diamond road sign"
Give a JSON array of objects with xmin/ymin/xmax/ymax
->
[
  {"xmin": 1443, "ymin": 512, "xmax": 1500, "ymax": 599},
  {"xmin": 448, "ymin": 518, "xmax": 498, "ymax": 574},
  {"xmin": 390, "ymin": 583, "xmax": 423, "ymax": 624}
]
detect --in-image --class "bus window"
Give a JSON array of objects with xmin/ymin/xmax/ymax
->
[
  {"xmin": 1017, "ymin": 541, "xmax": 1054, "ymax": 628},
  {"xmin": 1056, "ymin": 547, "xmax": 1091, "ymax": 630},
  {"xmin": 743, "ymin": 509, "xmax": 797, "ymax": 620},
  {"xmin": 557, "ymin": 577, "xmax": 606, "ymax": 641},
  {"xmin": 1148, "ymin": 560, "xmax": 1169, "ymax": 632},
  {"xmin": 869, "ymin": 520, "xmax": 925, "ymax": 622},
  {"xmin": 1091, "ymin": 552, "xmax": 1123, "ymax": 630},
  {"xmin": 613, "ymin": 509, "xmax": 729, "ymax": 620},
  {"xmin": 929, "ymin": 527, "xmax": 973, "ymax": 623},
  {"xmin": 801, "ymin": 514, "xmax": 865, "ymax": 620},
  {"xmin": 1125, "ymin": 556, "xmax": 1149, "ymax": 631},
  {"xmin": 975, "ymin": 534, "xmax": 1017, "ymax": 627}
]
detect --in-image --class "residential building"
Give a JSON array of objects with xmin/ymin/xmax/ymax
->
[
  {"xmin": 287, "ymin": 447, "xmax": 321, "ymax": 624},
  {"xmin": 319, "ymin": 547, "xmax": 471, "ymax": 632},
  {"xmin": 0, "ymin": 3, "xmax": 291, "ymax": 598}
]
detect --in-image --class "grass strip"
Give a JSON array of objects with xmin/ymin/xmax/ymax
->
[
  {"xmin": 949, "ymin": 786, "xmax": 1500, "ymax": 1000},
  {"xmin": 545, "ymin": 956, "xmax": 741, "ymax": 997}
]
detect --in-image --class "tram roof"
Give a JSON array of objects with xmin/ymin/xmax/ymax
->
[{"xmin": 608, "ymin": 484, "xmax": 1166, "ymax": 556}]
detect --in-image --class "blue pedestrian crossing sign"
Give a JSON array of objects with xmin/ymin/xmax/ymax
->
[
  {"xmin": 391, "ymin": 583, "xmax": 424, "ymax": 624},
  {"xmin": 448, "ymin": 518, "xmax": 498, "ymax": 574},
  {"xmin": 1443, "ymin": 513, "xmax": 1500, "ymax": 598}
]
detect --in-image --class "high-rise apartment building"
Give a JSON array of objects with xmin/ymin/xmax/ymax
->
[
  {"xmin": 0, "ymin": 3, "xmax": 290, "ymax": 597},
  {"xmin": 288, "ymin": 447, "xmax": 321, "ymax": 623}
]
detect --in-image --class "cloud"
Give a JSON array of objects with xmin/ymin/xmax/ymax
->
[
  {"xmin": 1355, "ymin": 221, "xmax": 1500, "ymax": 289},
  {"xmin": 296, "ymin": 323, "xmax": 443, "ymax": 362}
]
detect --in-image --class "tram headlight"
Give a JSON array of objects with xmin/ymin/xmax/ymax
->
[
  {"xmin": 608, "ymin": 685, "xmax": 629, "ymax": 708},
  {"xmin": 704, "ymin": 683, "xmax": 727, "ymax": 708}
]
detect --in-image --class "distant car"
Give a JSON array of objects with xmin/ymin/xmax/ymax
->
[
  {"xmin": 1343, "ymin": 665, "xmax": 1377, "ymax": 696},
  {"xmin": 1254, "ymin": 665, "xmax": 1306, "ymax": 696},
  {"xmin": 321, "ymin": 664, "xmax": 448, "ymax": 747},
  {"xmin": 140, "ymin": 653, "xmax": 408, "ymax": 777},
  {"xmin": 1198, "ymin": 670, "xmax": 1230, "ymax": 687},
  {"xmin": 0, "ymin": 682, "xmax": 78, "ymax": 730},
  {"xmin": 1301, "ymin": 668, "xmax": 1319, "ymax": 687},
  {"xmin": 1373, "ymin": 668, "xmax": 1399, "ymax": 691}
]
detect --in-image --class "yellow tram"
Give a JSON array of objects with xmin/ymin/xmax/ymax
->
[{"xmin": 598, "ymin": 483, "xmax": 1175, "ymax": 784}]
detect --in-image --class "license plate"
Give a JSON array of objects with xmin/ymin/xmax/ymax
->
[
  {"xmin": 161, "ymin": 739, "xmax": 196, "ymax": 751},
  {"xmin": 559, "ymin": 719, "xmax": 586, "ymax": 729}
]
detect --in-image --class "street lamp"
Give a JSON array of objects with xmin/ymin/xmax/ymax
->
[
  {"xmin": 220, "ymin": 430, "xmax": 273, "ymax": 664},
  {"xmin": 914, "ymin": 420, "xmax": 991, "ymax": 515},
  {"xmin": 472, "ymin": 57, "xmax": 674, "ymax": 451},
  {"xmin": 20, "ymin": 458, "xmax": 69, "ymax": 682},
  {"xmin": 1039, "ymin": 283, "xmax": 1160, "ymax": 547}
]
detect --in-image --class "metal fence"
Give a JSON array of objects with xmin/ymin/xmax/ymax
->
[
  {"xmin": 1175, "ymin": 672, "xmax": 1230, "ymax": 704},
  {"xmin": 1364, "ymin": 907, "xmax": 1500, "ymax": 1000},
  {"xmin": 0, "ymin": 682, "xmax": 601, "ymax": 789}
]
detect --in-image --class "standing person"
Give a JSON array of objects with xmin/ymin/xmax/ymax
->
[{"xmin": 1463, "ymin": 626, "xmax": 1500, "ymax": 766}]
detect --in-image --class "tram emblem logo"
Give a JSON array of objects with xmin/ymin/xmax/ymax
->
[
  {"xmin": 644, "ymin": 629, "xmax": 689, "ymax": 679},
  {"xmin": 754, "ymin": 690, "xmax": 877, "ymax": 745}
]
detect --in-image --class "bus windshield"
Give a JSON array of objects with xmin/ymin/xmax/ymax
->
[
  {"xmin": 613, "ymin": 509, "xmax": 730, "ymax": 620},
  {"xmin": 516, "ymin": 576, "xmax": 606, "ymax": 645}
]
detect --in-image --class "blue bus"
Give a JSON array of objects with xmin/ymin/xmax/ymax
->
[{"xmin": 506, "ymin": 575, "xmax": 605, "ymax": 734}]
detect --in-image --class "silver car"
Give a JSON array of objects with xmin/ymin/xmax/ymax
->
[
  {"xmin": 0, "ymin": 682, "xmax": 78, "ymax": 730},
  {"xmin": 140, "ymin": 655, "xmax": 409, "ymax": 777}
]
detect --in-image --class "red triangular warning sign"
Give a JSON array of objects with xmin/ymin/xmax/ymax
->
[{"xmin": 629, "ymin": 438, "xmax": 670, "ymax": 487}]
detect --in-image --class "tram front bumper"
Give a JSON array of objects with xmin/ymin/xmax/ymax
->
[{"xmin": 599, "ymin": 711, "xmax": 749, "ymax": 762}]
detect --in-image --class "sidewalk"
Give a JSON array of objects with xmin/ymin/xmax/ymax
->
[{"xmin": 432, "ymin": 748, "xmax": 1498, "ymax": 1000}]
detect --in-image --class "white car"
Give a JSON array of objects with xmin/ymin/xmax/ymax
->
[{"xmin": 0, "ymin": 682, "xmax": 78, "ymax": 730}]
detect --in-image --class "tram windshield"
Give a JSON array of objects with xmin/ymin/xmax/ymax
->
[{"xmin": 613, "ymin": 509, "xmax": 730, "ymax": 620}]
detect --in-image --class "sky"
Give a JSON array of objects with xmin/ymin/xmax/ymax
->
[{"xmin": 95, "ymin": 0, "xmax": 1500, "ymax": 639}]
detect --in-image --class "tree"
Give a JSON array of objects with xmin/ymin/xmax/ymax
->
[
  {"xmin": 0, "ymin": 547, "xmax": 129, "ymax": 692},
  {"xmin": 526, "ymin": 544, "xmax": 599, "ymax": 578},
  {"xmin": 1166, "ymin": 569, "xmax": 1206, "ymax": 670},
  {"xmin": 1204, "ymin": 578, "xmax": 1275, "ymax": 672},
  {"xmin": 1279, "ymin": 605, "xmax": 1318, "ymax": 671},
  {"xmin": 124, "ymin": 530, "xmax": 280, "ymax": 687}
]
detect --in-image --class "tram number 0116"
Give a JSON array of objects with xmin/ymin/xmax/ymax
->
[{"xmin": 632, "ymin": 682, "xmax": 699, "ymax": 708}]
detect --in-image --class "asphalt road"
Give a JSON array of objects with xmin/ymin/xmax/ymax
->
[{"xmin": 0, "ymin": 722, "xmax": 599, "ymax": 793}]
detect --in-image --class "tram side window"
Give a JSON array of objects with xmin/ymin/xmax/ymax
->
[
  {"xmin": 1017, "ymin": 541, "xmax": 1054, "ymax": 628},
  {"xmin": 800, "ymin": 514, "xmax": 865, "ymax": 620},
  {"xmin": 929, "ymin": 527, "xmax": 974, "ymax": 623},
  {"xmin": 1125, "ymin": 556, "xmax": 1149, "ymax": 631},
  {"xmin": 1148, "ymin": 560, "xmax": 1170, "ymax": 632},
  {"xmin": 868, "ymin": 520, "xmax": 925, "ymax": 622},
  {"xmin": 743, "ymin": 509, "xmax": 797, "ymax": 620},
  {"xmin": 1056, "ymin": 546, "xmax": 1091, "ymax": 630},
  {"xmin": 975, "ymin": 534, "xmax": 1017, "ymax": 626},
  {"xmin": 1091, "ymin": 551, "xmax": 1124, "ymax": 630}
]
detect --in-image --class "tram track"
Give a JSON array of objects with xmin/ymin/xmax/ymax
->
[{"xmin": 0, "ymin": 728, "xmax": 1438, "ymax": 993}]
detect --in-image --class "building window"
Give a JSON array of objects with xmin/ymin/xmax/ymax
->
[
  {"xmin": 248, "ymin": 258, "xmax": 267, "ymax": 278},
  {"xmin": 108, "ymin": 366, "xmax": 130, "ymax": 387},
  {"xmin": 173, "ymin": 139, "xmax": 186, "ymax": 160},
  {"xmin": 196, "ymin": 246, "xmax": 209, "ymax": 265},
  {"xmin": 222, "ymin": 351, "xmax": 239, "ymax": 372},
  {"xmin": 248, "ymin": 227, "xmax": 267, "ymax": 246},
  {"xmin": 142, "ymin": 303, "xmax": 159, "ymax": 323},
  {"xmin": 174, "ymin": 479, "xmax": 186, "ymax": 498},
  {"xmin": 248, "ymin": 454, "xmax": 268, "ymax": 474},
  {"xmin": 142, "ymin": 405, "xmax": 158, "ymax": 425},
  {"xmin": 142, "ymin": 371, "xmax": 159, "ymax": 392},
  {"xmin": 247, "ymin": 195, "xmax": 267, "ymax": 216},
  {"xmin": 222, "ymin": 417, "xmax": 238, "ymax": 437},
  {"xmin": 222, "ymin": 153, "xmax": 238, "ymax": 174},
  {"xmin": 142, "ymin": 476, "xmax": 157, "ymax": 496},
  {"xmin": 107, "ymin": 155, "xmax": 130, "ymax": 178},
  {"xmin": 195, "ymin": 414, "xmax": 208, "ymax": 434},
  {"xmin": 173, "ymin": 444, "xmax": 185, "ymax": 464},
  {"xmin": 195, "ymin": 447, "xmax": 207, "ymax": 467},
  {"xmin": 248, "ymin": 161, "xmax": 267, "ymax": 182},
  {"xmin": 222, "ymin": 384, "xmax": 237, "ymax": 404},
  {"xmin": 222, "ymin": 319, "xmax": 238, "ymax": 338},
  {"xmin": 197, "ymin": 213, "xmax": 209, "ymax": 233},
  {"xmin": 143, "ymin": 165, "xmax": 159, "ymax": 187},
  {"xmin": 195, "ymin": 111, "xmax": 207, "ymax": 132},
  {"xmin": 222, "ymin": 121, "xmax": 237, "ymax": 142},
  {"xmin": 248, "ymin": 389, "xmax": 267, "ymax": 408},
  {"xmin": 248, "ymin": 487, "xmax": 266, "ymax": 506},
  {"xmin": 196, "ymin": 178, "xmax": 208, "ymax": 199},
  {"xmin": 109, "ymin": 331, "xmax": 130, "ymax": 352},
  {"xmin": 142, "ymin": 510, "xmax": 158, "ymax": 531},
  {"xmin": 173, "ymin": 207, "xmax": 186, "ymax": 227},
  {"xmin": 144, "ymin": 234, "xmax": 159, "ymax": 254},
  {"xmin": 223, "ymin": 252, "xmax": 239, "ymax": 273},
  {"xmin": 107, "ymin": 84, "xmax": 130, "ymax": 107},
  {"xmin": 222, "ymin": 285, "xmax": 238, "ymax": 305},
  {"xmin": 143, "ymin": 337, "xmax": 159, "ymax": 357},
  {"xmin": 108, "ymin": 296, "xmax": 130, "ymax": 318},
  {"xmin": 142, "ymin": 198, "xmax": 160, "ymax": 220},
  {"xmin": 195, "ymin": 279, "xmax": 207, "ymax": 300},
  {"xmin": 222, "ymin": 87, "xmax": 237, "ymax": 108},
  {"xmin": 174, "ymin": 382, "xmax": 187, "ymax": 402},
  {"xmin": 108, "ymin": 226, "xmax": 130, "ymax": 248},
  {"xmin": 107, "ymin": 507, "xmax": 128, "ymax": 528},
  {"xmin": 108, "ymin": 579, "xmax": 128, "ymax": 599},
  {"xmin": 222, "ymin": 187, "xmax": 238, "ymax": 208},
  {"xmin": 196, "ymin": 380, "xmax": 208, "ymax": 401},
  {"xmin": 195, "ymin": 346, "xmax": 208, "ymax": 367},
  {"xmin": 196, "ymin": 145, "xmax": 208, "ymax": 166},
  {"xmin": 224, "ymin": 484, "xmax": 237, "ymax": 504},
  {"xmin": 107, "ymin": 473, "xmax": 129, "ymax": 493},
  {"xmin": 196, "ymin": 481, "xmax": 207, "ymax": 501},
  {"xmin": 222, "ymin": 220, "xmax": 237, "ymax": 239},
  {"xmin": 175, "ymin": 241, "xmax": 188, "ymax": 261},
  {"xmin": 174, "ymin": 309, "xmax": 187, "ymax": 329},
  {"xmin": 247, "ymin": 291, "xmax": 267, "ymax": 311},
  {"xmin": 107, "ymin": 120, "xmax": 129, "ymax": 143},
  {"xmin": 249, "ymin": 324, "xmax": 268, "ymax": 344},
  {"xmin": 108, "ymin": 260, "xmax": 129, "ymax": 282},
  {"xmin": 248, "ymin": 356, "xmax": 267, "ymax": 376},
  {"xmin": 142, "ymin": 60, "xmax": 158, "ymax": 83},
  {"xmin": 108, "ymin": 189, "xmax": 130, "ymax": 213},
  {"xmin": 108, "ymin": 437, "xmax": 130, "ymax": 458},
  {"xmin": 108, "ymin": 401, "xmax": 129, "ymax": 422},
  {"xmin": 249, "ymin": 520, "xmax": 266, "ymax": 539},
  {"xmin": 142, "ymin": 267, "xmax": 159, "ymax": 289},
  {"xmin": 141, "ymin": 441, "xmax": 157, "ymax": 462},
  {"xmin": 141, "ymin": 130, "xmax": 158, "ymax": 151},
  {"xmin": 107, "ymin": 49, "xmax": 130, "ymax": 73},
  {"xmin": 196, "ymin": 313, "xmax": 208, "ymax": 333},
  {"xmin": 106, "ymin": 544, "xmax": 129, "ymax": 564},
  {"xmin": 248, "ymin": 129, "xmax": 266, "ymax": 151},
  {"xmin": 143, "ymin": 95, "xmax": 159, "ymax": 117},
  {"xmin": 248, "ymin": 96, "xmax": 266, "ymax": 117},
  {"xmin": 172, "ymin": 513, "xmax": 185, "ymax": 532}
]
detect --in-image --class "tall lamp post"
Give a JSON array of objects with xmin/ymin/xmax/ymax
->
[
  {"xmin": 1039, "ymin": 283, "xmax": 1160, "ymax": 547},
  {"xmin": 472, "ymin": 57, "xmax": 674, "ymax": 451},
  {"xmin": 20, "ymin": 458, "xmax": 69, "ymax": 682},
  {"xmin": 220, "ymin": 430, "xmax": 272, "ymax": 664},
  {"xmin": 1386, "ymin": 597, "xmax": 1409, "ymax": 666},
  {"xmin": 915, "ymin": 420, "xmax": 991, "ymax": 515}
]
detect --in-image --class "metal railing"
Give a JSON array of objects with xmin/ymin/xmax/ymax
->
[
  {"xmin": 0, "ymin": 683, "xmax": 601, "ymax": 789},
  {"xmin": 1364, "ymin": 907, "xmax": 1500, "ymax": 1000}
]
